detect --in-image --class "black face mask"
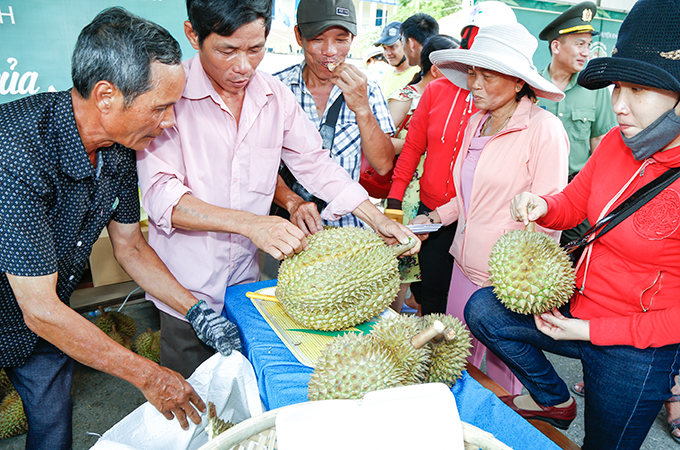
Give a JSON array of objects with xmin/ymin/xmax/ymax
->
[{"xmin": 622, "ymin": 108, "xmax": 680, "ymax": 161}]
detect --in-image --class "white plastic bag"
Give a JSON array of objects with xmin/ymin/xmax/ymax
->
[{"xmin": 90, "ymin": 352, "xmax": 263, "ymax": 450}]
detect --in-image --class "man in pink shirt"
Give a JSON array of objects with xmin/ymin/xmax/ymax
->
[{"xmin": 137, "ymin": 0, "xmax": 419, "ymax": 377}]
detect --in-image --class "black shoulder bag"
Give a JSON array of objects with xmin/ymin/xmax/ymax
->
[
  {"xmin": 564, "ymin": 167, "xmax": 680, "ymax": 253},
  {"xmin": 271, "ymin": 94, "xmax": 345, "ymax": 219}
]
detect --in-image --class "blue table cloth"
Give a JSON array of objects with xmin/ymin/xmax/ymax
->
[{"xmin": 224, "ymin": 279, "xmax": 560, "ymax": 450}]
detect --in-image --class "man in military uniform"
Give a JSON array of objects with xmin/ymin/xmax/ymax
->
[{"xmin": 537, "ymin": 1, "xmax": 617, "ymax": 245}]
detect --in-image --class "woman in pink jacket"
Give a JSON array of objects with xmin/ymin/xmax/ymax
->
[{"xmin": 413, "ymin": 22, "xmax": 569, "ymax": 395}]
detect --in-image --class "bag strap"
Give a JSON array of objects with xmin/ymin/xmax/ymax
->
[
  {"xmin": 565, "ymin": 167, "xmax": 680, "ymax": 252},
  {"xmin": 318, "ymin": 93, "xmax": 345, "ymax": 150}
]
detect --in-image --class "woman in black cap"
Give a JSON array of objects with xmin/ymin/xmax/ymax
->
[{"xmin": 464, "ymin": 0, "xmax": 680, "ymax": 448}]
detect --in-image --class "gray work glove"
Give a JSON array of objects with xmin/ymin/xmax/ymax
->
[{"xmin": 185, "ymin": 300, "xmax": 242, "ymax": 356}]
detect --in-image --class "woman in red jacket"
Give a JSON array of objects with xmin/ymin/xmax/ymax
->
[{"xmin": 464, "ymin": 1, "xmax": 680, "ymax": 448}]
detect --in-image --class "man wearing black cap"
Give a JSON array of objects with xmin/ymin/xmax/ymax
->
[
  {"xmin": 375, "ymin": 21, "xmax": 420, "ymax": 98},
  {"xmin": 537, "ymin": 1, "xmax": 617, "ymax": 247},
  {"xmin": 273, "ymin": 0, "xmax": 397, "ymax": 229}
]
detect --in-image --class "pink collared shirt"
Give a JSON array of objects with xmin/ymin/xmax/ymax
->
[{"xmin": 137, "ymin": 55, "xmax": 368, "ymax": 319}]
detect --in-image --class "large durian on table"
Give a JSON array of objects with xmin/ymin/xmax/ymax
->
[
  {"xmin": 277, "ymin": 227, "xmax": 415, "ymax": 331},
  {"xmin": 488, "ymin": 223, "xmax": 575, "ymax": 315},
  {"xmin": 308, "ymin": 315, "xmax": 471, "ymax": 401}
]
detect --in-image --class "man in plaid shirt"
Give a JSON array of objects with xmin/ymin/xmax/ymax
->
[{"xmin": 273, "ymin": 0, "xmax": 396, "ymax": 231}]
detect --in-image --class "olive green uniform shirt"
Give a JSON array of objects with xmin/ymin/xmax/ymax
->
[{"xmin": 538, "ymin": 63, "xmax": 617, "ymax": 175}]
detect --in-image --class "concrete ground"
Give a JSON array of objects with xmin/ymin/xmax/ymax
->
[{"xmin": 1, "ymin": 254, "xmax": 678, "ymax": 449}]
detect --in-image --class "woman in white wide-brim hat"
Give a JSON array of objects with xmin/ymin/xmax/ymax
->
[{"xmin": 410, "ymin": 22, "xmax": 569, "ymax": 396}]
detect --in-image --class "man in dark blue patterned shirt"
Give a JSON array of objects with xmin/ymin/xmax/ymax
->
[{"xmin": 0, "ymin": 8, "xmax": 241, "ymax": 449}]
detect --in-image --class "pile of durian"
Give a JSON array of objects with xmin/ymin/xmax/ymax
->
[
  {"xmin": 0, "ymin": 369, "xmax": 28, "ymax": 440},
  {"xmin": 96, "ymin": 306, "xmax": 136, "ymax": 349},
  {"xmin": 488, "ymin": 224, "xmax": 575, "ymax": 314},
  {"xmin": 277, "ymin": 227, "xmax": 415, "ymax": 331},
  {"xmin": 308, "ymin": 314, "xmax": 472, "ymax": 401},
  {"xmin": 95, "ymin": 308, "xmax": 161, "ymax": 363}
]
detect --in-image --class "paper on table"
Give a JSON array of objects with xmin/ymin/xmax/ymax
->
[
  {"xmin": 407, "ymin": 223, "xmax": 443, "ymax": 234},
  {"xmin": 250, "ymin": 286, "xmax": 398, "ymax": 367},
  {"xmin": 276, "ymin": 383, "xmax": 465, "ymax": 450}
]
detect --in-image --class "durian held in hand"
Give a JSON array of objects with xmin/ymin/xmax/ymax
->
[
  {"xmin": 488, "ymin": 221, "xmax": 575, "ymax": 315},
  {"xmin": 308, "ymin": 314, "xmax": 472, "ymax": 401},
  {"xmin": 276, "ymin": 227, "xmax": 417, "ymax": 331}
]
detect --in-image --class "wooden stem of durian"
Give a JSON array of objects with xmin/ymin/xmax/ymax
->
[
  {"xmin": 433, "ymin": 327, "xmax": 457, "ymax": 343},
  {"xmin": 525, "ymin": 221, "xmax": 536, "ymax": 232},
  {"xmin": 411, "ymin": 320, "xmax": 446, "ymax": 349}
]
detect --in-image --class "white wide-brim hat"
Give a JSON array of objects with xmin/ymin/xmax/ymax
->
[{"xmin": 430, "ymin": 23, "xmax": 565, "ymax": 102}]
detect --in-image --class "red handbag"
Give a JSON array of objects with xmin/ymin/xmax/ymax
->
[{"xmin": 359, "ymin": 154, "xmax": 396, "ymax": 199}]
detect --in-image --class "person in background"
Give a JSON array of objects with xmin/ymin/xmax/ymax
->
[
  {"xmin": 400, "ymin": 13, "xmax": 439, "ymax": 68},
  {"xmin": 363, "ymin": 46, "xmax": 390, "ymax": 85},
  {"xmin": 415, "ymin": 22, "xmax": 568, "ymax": 395},
  {"xmin": 386, "ymin": 35, "xmax": 459, "ymax": 313},
  {"xmin": 537, "ymin": 1, "xmax": 617, "ymax": 252},
  {"xmin": 0, "ymin": 8, "xmax": 213, "ymax": 448},
  {"xmin": 465, "ymin": 1, "xmax": 680, "ymax": 447},
  {"xmin": 273, "ymin": 0, "xmax": 396, "ymax": 230},
  {"xmin": 137, "ymin": 0, "xmax": 418, "ymax": 379},
  {"xmin": 375, "ymin": 21, "xmax": 420, "ymax": 98},
  {"xmin": 385, "ymin": 1, "xmax": 515, "ymax": 316}
]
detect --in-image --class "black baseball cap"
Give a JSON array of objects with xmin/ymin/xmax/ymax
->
[
  {"xmin": 374, "ymin": 21, "xmax": 402, "ymax": 46},
  {"xmin": 297, "ymin": 0, "xmax": 357, "ymax": 40}
]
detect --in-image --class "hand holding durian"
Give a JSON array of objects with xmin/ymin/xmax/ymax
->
[
  {"xmin": 277, "ymin": 227, "xmax": 415, "ymax": 331},
  {"xmin": 489, "ymin": 193, "xmax": 576, "ymax": 315}
]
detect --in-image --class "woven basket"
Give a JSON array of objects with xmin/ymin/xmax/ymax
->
[{"xmin": 197, "ymin": 403, "xmax": 513, "ymax": 450}]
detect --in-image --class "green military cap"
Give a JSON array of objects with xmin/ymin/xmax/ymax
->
[{"xmin": 539, "ymin": 1, "xmax": 598, "ymax": 42}]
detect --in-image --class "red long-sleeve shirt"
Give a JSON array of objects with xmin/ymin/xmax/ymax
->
[
  {"xmin": 538, "ymin": 128, "xmax": 680, "ymax": 348},
  {"xmin": 388, "ymin": 78, "xmax": 477, "ymax": 210}
]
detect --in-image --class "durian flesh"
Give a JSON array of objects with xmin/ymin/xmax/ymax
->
[
  {"xmin": 277, "ymin": 227, "xmax": 400, "ymax": 331},
  {"xmin": 488, "ymin": 229, "xmax": 575, "ymax": 315}
]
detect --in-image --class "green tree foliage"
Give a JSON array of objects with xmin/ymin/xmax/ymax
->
[{"xmin": 392, "ymin": 0, "xmax": 463, "ymax": 21}]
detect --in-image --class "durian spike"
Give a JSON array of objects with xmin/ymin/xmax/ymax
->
[
  {"xmin": 410, "ymin": 320, "xmax": 445, "ymax": 349},
  {"xmin": 391, "ymin": 236, "xmax": 417, "ymax": 257}
]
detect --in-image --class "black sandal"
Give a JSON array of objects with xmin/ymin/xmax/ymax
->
[{"xmin": 667, "ymin": 395, "xmax": 680, "ymax": 444}]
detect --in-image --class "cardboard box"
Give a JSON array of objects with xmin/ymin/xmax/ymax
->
[{"xmin": 89, "ymin": 224, "xmax": 149, "ymax": 287}]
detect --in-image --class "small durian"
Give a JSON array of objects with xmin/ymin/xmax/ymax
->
[
  {"xmin": 108, "ymin": 325, "xmax": 133, "ymax": 350},
  {"xmin": 0, "ymin": 390, "xmax": 28, "ymax": 440},
  {"xmin": 96, "ymin": 307, "xmax": 136, "ymax": 338},
  {"xmin": 134, "ymin": 329, "xmax": 161, "ymax": 363},
  {"xmin": 308, "ymin": 332, "xmax": 407, "ymax": 401},
  {"xmin": 205, "ymin": 402, "xmax": 233, "ymax": 440},
  {"xmin": 277, "ymin": 227, "xmax": 415, "ymax": 331},
  {"xmin": 369, "ymin": 315, "xmax": 430, "ymax": 384},
  {"xmin": 95, "ymin": 307, "xmax": 116, "ymax": 334},
  {"xmin": 422, "ymin": 314, "xmax": 472, "ymax": 387},
  {"xmin": 488, "ymin": 225, "xmax": 575, "ymax": 315},
  {"xmin": 0, "ymin": 370, "xmax": 12, "ymax": 399}
]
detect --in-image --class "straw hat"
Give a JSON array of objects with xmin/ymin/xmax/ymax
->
[
  {"xmin": 430, "ymin": 22, "xmax": 565, "ymax": 102},
  {"xmin": 578, "ymin": 0, "xmax": 680, "ymax": 92}
]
